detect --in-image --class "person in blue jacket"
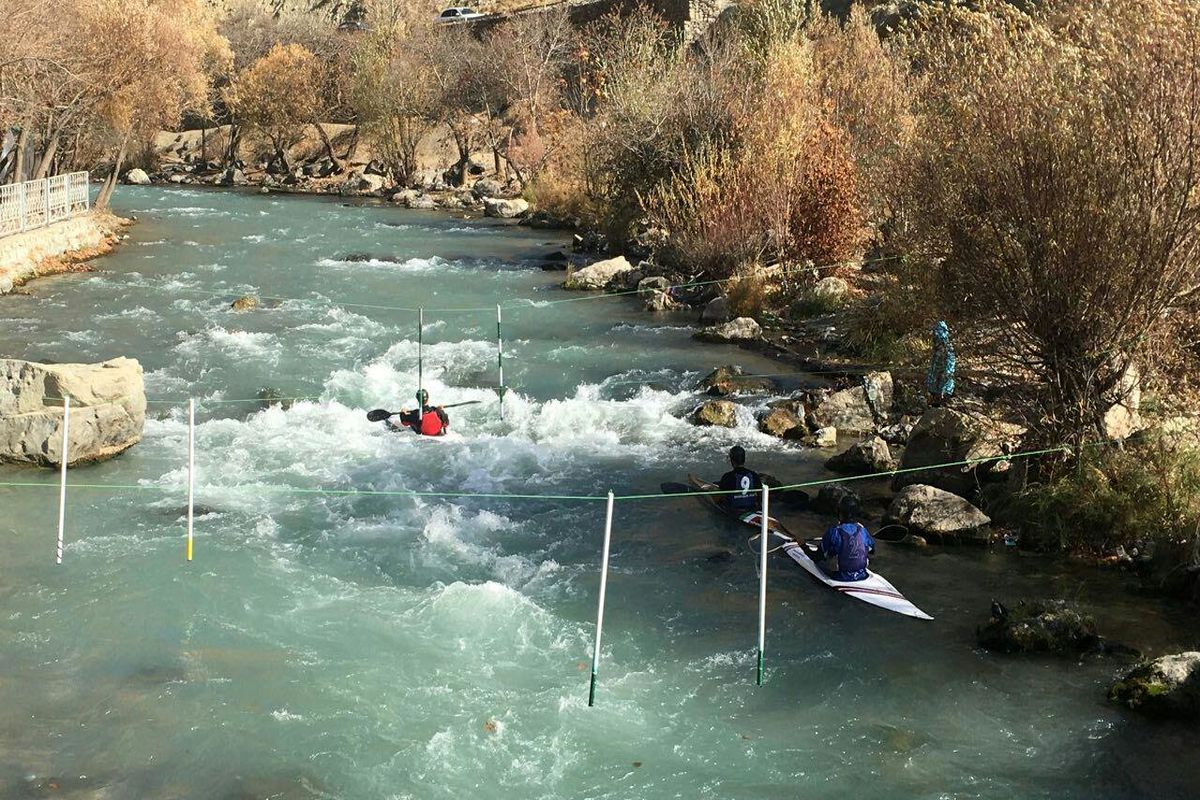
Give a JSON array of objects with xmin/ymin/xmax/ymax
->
[
  {"xmin": 804, "ymin": 496, "xmax": 876, "ymax": 581},
  {"xmin": 926, "ymin": 320, "xmax": 956, "ymax": 406}
]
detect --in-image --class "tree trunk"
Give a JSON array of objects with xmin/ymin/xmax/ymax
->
[
  {"xmin": 12, "ymin": 127, "xmax": 28, "ymax": 184},
  {"xmin": 32, "ymin": 128, "xmax": 61, "ymax": 180},
  {"xmin": 226, "ymin": 122, "xmax": 241, "ymax": 166},
  {"xmin": 95, "ymin": 136, "xmax": 129, "ymax": 210},
  {"xmin": 201, "ymin": 126, "xmax": 207, "ymax": 163},
  {"xmin": 312, "ymin": 122, "xmax": 343, "ymax": 171}
]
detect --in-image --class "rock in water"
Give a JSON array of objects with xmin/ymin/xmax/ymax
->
[
  {"xmin": 885, "ymin": 484, "xmax": 991, "ymax": 539},
  {"xmin": 0, "ymin": 357, "xmax": 146, "ymax": 466},
  {"xmin": 483, "ymin": 198, "xmax": 530, "ymax": 219},
  {"xmin": 813, "ymin": 426, "xmax": 838, "ymax": 448},
  {"xmin": 690, "ymin": 400, "xmax": 737, "ymax": 427},
  {"xmin": 699, "ymin": 365, "xmax": 775, "ymax": 397},
  {"xmin": 563, "ymin": 256, "xmax": 633, "ymax": 290},
  {"xmin": 977, "ymin": 599, "xmax": 1100, "ymax": 655},
  {"xmin": 694, "ymin": 317, "xmax": 762, "ymax": 343},
  {"xmin": 826, "ymin": 435, "xmax": 896, "ymax": 474},
  {"xmin": 813, "ymin": 484, "xmax": 860, "ymax": 515},
  {"xmin": 758, "ymin": 407, "xmax": 805, "ymax": 438},
  {"xmin": 1110, "ymin": 652, "xmax": 1200, "ymax": 719},
  {"xmin": 642, "ymin": 289, "xmax": 682, "ymax": 313},
  {"xmin": 231, "ymin": 295, "xmax": 260, "ymax": 311},
  {"xmin": 123, "ymin": 168, "xmax": 151, "ymax": 185}
]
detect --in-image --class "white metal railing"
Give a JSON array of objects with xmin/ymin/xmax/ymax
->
[{"xmin": 0, "ymin": 171, "xmax": 90, "ymax": 237}]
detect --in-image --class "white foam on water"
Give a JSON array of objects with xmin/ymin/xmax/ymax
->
[
  {"xmin": 174, "ymin": 327, "xmax": 281, "ymax": 364},
  {"xmin": 315, "ymin": 255, "xmax": 463, "ymax": 273}
]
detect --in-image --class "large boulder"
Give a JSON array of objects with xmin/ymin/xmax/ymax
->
[
  {"xmin": 884, "ymin": 484, "xmax": 991, "ymax": 539},
  {"xmin": 642, "ymin": 289, "xmax": 683, "ymax": 313},
  {"xmin": 472, "ymin": 178, "xmax": 504, "ymax": 198},
  {"xmin": 218, "ymin": 168, "xmax": 247, "ymax": 187},
  {"xmin": 826, "ymin": 435, "xmax": 896, "ymax": 475},
  {"xmin": 977, "ymin": 600, "xmax": 1100, "ymax": 655},
  {"xmin": 1110, "ymin": 652, "xmax": 1200, "ymax": 720},
  {"xmin": 563, "ymin": 256, "xmax": 634, "ymax": 290},
  {"xmin": 230, "ymin": 294, "xmax": 260, "ymax": 311},
  {"xmin": 694, "ymin": 317, "xmax": 762, "ymax": 343},
  {"xmin": 892, "ymin": 407, "xmax": 1025, "ymax": 495},
  {"xmin": 0, "ymin": 358, "xmax": 146, "ymax": 467},
  {"xmin": 759, "ymin": 407, "xmax": 805, "ymax": 439},
  {"xmin": 807, "ymin": 371, "xmax": 893, "ymax": 434},
  {"xmin": 123, "ymin": 168, "xmax": 151, "ymax": 185},
  {"xmin": 341, "ymin": 173, "xmax": 386, "ymax": 195},
  {"xmin": 699, "ymin": 365, "xmax": 775, "ymax": 397},
  {"xmin": 690, "ymin": 400, "xmax": 737, "ymax": 427},
  {"xmin": 813, "ymin": 484, "xmax": 861, "ymax": 515},
  {"xmin": 812, "ymin": 276, "xmax": 849, "ymax": 304},
  {"xmin": 809, "ymin": 386, "xmax": 874, "ymax": 433},
  {"xmin": 484, "ymin": 197, "xmax": 530, "ymax": 219}
]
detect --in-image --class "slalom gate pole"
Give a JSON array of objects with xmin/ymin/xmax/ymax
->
[
  {"xmin": 757, "ymin": 485, "xmax": 769, "ymax": 686},
  {"xmin": 186, "ymin": 399, "xmax": 195, "ymax": 562},
  {"xmin": 56, "ymin": 395, "xmax": 71, "ymax": 565},
  {"xmin": 588, "ymin": 491, "xmax": 615, "ymax": 707},
  {"xmin": 496, "ymin": 304, "xmax": 505, "ymax": 421},
  {"xmin": 417, "ymin": 307, "xmax": 424, "ymax": 423}
]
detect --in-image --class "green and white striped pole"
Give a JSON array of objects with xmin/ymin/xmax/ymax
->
[
  {"xmin": 588, "ymin": 491, "xmax": 615, "ymax": 707},
  {"xmin": 757, "ymin": 484, "xmax": 770, "ymax": 686},
  {"xmin": 496, "ymin": 304, "xmax": 505, "ymax": 420},
  {"xmin": 417, "ymin": 307, "xmax": 424, "ymax": 423}
]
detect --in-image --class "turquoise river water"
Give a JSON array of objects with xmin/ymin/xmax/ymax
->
[{"xmin": 1, "ymin": 187, "xmax": 1198, "ymax": 799}]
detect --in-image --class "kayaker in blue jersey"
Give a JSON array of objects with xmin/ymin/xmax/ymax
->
[
  {"xmin": 804, "ymin": 496, "xmax": 876, "ymax": 581},
  {"xmin": 926, "ymin": 320, "xmax": 956, "ymax": 407},
  {"xmin": 718, "ymin": 445, "xmax": 762, "ymax": 511}
]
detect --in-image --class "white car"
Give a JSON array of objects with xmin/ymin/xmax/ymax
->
[{"xmin": 437, "ymin": 7, "xmax": 484, "ymax": 23}]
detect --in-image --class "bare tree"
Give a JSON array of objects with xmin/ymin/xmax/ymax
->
[{"xmin": 896, "ymin": 0, "xmax": 1200, "ymax": 446}]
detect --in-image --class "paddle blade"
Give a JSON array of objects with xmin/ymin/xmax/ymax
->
[
  {"xmin": 660, "ymin": 482, "xmax": 693, "ymax": 495},
  {"xmin": 366, "ymin": 409, "xmax": 393, "ymax": 422}
]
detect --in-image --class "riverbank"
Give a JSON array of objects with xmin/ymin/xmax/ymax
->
[{"xmin": 0, "ymin": 212, "xmax": 129, "ymax": 294}]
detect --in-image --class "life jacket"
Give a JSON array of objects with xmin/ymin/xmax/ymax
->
[
  {"xmin": 415, "ymin": 409, "xmax": 445, "ymax": 436},
  {"xmin": 835, "ymin": 522, "xmax": 869, "ymax": 575}
]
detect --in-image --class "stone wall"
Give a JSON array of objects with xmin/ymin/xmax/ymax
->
[{"xmin": 0, "ymin": 213, "xmax": 123, "ymax": 294}]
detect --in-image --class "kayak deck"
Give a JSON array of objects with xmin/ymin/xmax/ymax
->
[{"xmin": 687, "ymin": 476, "xmax": 933, "ymax": 621}]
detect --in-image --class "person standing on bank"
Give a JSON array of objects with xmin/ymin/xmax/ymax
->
[{"xmin": 927, "ymin": 320, "xmax": 956, "ymax": 407}]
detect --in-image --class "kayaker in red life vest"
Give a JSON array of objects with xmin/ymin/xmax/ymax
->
[
  {"xmin": 388, "ymin": 389, "xmax": 449, "ymax": 436},
  {"xmin": 803, "ymin": 495, "xmax": 876, "ymax": 581}
]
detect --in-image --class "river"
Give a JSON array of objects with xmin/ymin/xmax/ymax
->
[{"xmin": 1, "ymin": 187, "xmax": 1197, "ymax": 799}]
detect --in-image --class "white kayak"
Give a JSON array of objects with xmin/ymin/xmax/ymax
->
[{"xmin": 688, "ymin": 476, "xmax": 934, "ymax": 621}]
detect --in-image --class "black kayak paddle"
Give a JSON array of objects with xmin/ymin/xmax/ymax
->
[{"xmin": 366, "ymin": 400, "xmax": 483, "ymax": 422}]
